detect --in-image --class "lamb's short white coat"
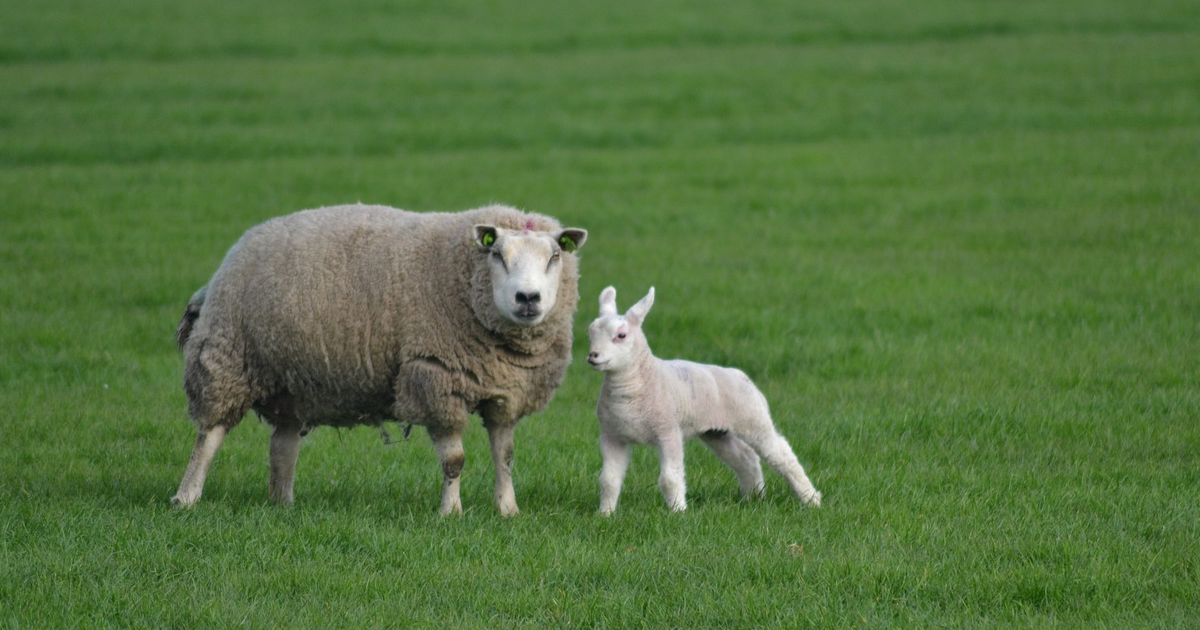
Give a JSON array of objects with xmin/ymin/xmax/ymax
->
[{"xmin": 586, "ymin": 286, "xmax": 822, "ymax": 514}]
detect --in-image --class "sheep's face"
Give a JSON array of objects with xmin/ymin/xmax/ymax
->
[
  {"xmin": 475, "ymin": 224, "xmax": 587, "ymax": 327},
  {"xmin": 587, "ymin": 286, "xmax": 655, "ymax": 372}
]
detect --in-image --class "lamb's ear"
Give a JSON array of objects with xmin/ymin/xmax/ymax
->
[
  {"xmin": 626, "ymin": 287, "xmax": 655, "ymax": 327},
  {"xmin": 474, "ymin": 225, "xmax": 499, "ymax": 249},
  {"xmin": 599, "ymin": 286, "xmax": 618, "ymax": 316},
  {"xmin": 556, "ymin": 228, "xmax": 587, "ymax": 253}
]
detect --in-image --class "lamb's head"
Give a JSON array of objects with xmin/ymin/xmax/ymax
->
[
  {"xmin": 587, "ymin": 286, "xmax": 655, "ymax": 372},
  {"xmin": 475, "ymin": 222, "xmax": 588, "ymax": 327}
]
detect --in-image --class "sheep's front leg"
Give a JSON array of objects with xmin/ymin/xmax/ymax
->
[
  {"xmin": 656, "ymin": 432, "xmax": 688, "ymax": 512},
  {"xmin": 484, "ymin": 421, "xmax": 519, "ymax": 517},
  {"xmin": 700, "ymin": 430, "xmax": 764, "ymax": 499},
  {"xmin": 171, "ymin": 425, "xmax": 228, "ymax": 507},
  {"xmin": 268, "ymin": 424, "xmax": 304, "ymax": 505},
  {"xmin": 429, "ymin": 427, "xmax": 466, "ymax": 516},
  {"xmin": 599, "ymin": 433, "xmax": 631, "ymax": 515}
]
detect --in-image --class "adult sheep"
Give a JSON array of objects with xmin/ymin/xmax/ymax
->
[{"xmin": 171, "ymin": 203, "xmax": 588, "ymax": 516}]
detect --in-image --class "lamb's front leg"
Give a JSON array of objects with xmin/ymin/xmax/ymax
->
[
  {"xmin": 598, "ymin": 433, "xmax": 631, "ymax": 515},
  {"xmin": 484, "ymin": 421, "xmax": 519, "ymax": 517},
  {"xmin": 429, "ymin": 427, "xmax": 466, "ymax": 516},
  {"xmin": 656, "ymin": 432, "xmax": 688, "ymax": 512}
]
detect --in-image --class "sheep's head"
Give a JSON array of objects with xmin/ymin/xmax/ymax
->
[
  {"xmin": 475, "ymin": 223, "xmax": 588, "ymax": 327},
  {"xmin": 587, "ymin": 286, "xmax": 654, "ymax": 372}
]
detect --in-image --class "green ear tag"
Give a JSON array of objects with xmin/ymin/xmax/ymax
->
[
  {"xmin": 482, "ymin": 232, "xmax": 495, "ymax": 247},
  {"xmin": 559, "ymin": 235, "xmax": 576, "ymax": 253}
]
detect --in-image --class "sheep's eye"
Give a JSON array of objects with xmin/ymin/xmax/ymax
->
[
  {"xmin": 551, "ymin": 251, "xmax": 561, "ymax": 261},
  {"xmin": 616, "ymin": 332, "xmax": 627, "ymax": 341}
]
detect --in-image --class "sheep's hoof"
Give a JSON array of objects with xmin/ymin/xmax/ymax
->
[
  {"xmin": 169, "ymin": 494, "xmax": 196, "ymax": 509},
  {"xmin": 805, "ymin": 491, "xmax": 823, "ymax": 508}
]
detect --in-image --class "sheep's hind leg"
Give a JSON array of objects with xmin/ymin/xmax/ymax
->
[
  {"xmin": 700, "ymin": 430, "xmax": 765, "ymax": 500},
  {"xmin": 171, "ymin": 425, "xmax": 228, "ymax": 507},
  {"xmin": 484, "ymin": 421, "xmax": 519, "ymax": 517},
  {"xmin": 429, "ymin": 428, "xmax": 466, "ymax": 516},
  {"xmin": 268, "ymin": 424, "xmax": 304, "ymax": 505},
  {"xmin": 744, "ymin": 430, "xmax": 822, "ymax": 507}
]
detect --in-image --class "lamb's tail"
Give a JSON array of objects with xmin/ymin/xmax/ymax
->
[{"xmin": 175, "ymin": 285, "xmax": 208, "ymax": 351}]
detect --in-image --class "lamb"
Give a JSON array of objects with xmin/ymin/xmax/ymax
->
[
  {"xmin": 171, "ymin": 203, "xmax": 587, "ymax": 516},
  {"xmin": 586, "ymin": 286, "xmax": 822, "ymax": 514}
]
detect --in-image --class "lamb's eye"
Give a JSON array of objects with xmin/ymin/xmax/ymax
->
[{"xmin": 616, "ymin": 332, "xmax": 627, "ymax": 341}]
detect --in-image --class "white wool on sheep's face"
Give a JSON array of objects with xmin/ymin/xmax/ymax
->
[{"xmin": 476, "ymin": 225, "xmax": 582, "ymax": 327}]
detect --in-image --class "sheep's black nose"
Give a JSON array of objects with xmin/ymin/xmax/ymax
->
[{"xmin": 516, "ymin": 291, "xmax": 541, "ymax": 305}]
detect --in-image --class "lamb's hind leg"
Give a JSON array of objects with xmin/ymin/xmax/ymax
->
[
  {"xmin": 268, "ymin": 424, "xmax": 304, "ymax": 505},
  {"xmin": 484, "ymin": 421, "xmax": 519, "ymax": 517},
  {"xmin": 172, "ymin": 425, "xmax": 229, "ymax": 507},
  {"xmin": 699, "ymin": 430, "xmax": 765, "ymax": 499},
  {"xmin": 742, "ymin": 426, "xmax": 822, "ymax": 507}
]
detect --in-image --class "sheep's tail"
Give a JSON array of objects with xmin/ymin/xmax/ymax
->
[{"xmin": 175, "ymin": 285, "xmax": 208, "ymax": 351}]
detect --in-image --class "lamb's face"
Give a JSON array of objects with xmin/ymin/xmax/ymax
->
[
  {"xmin": 475, "ymin": 224, "xmax": 587, "ymax": 327},
  {"xmin": 587, "ymin": 286, "xmax": 654, "ymax": 372},
  {"xmin": 586, "ymin": 315, "xmax": 638, "ymax": 372}
]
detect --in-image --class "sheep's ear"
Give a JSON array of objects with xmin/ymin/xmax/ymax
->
[
  {"xmin": 556, "ymin": 228, "xmax": 587, "ymax": 253},
  {"xmin": 626, "ymin": 287, "xmax": 655, "ymax": 327},
  {"xmin": 599, "ymin": 286, "xmax": 618, "ymax": 316},
  {"xmin": 474, "ymin": 225, "xmax": 499, "ymax": 249}
]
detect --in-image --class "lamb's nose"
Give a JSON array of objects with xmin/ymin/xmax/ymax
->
[
  {"xmin": 587, "ymin": 352, "xmax": 598, "ymax": 361},
  {"xmin": 516, "ymin": 291, "xmax": 541, "ymax": 305}
]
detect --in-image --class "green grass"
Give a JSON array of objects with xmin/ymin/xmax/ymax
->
[{"xmin": 2, "ymin": 0, "xmax": 1198, "ymax": 627}]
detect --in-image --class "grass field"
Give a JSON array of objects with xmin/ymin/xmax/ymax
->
[{"xmin": 2, "ymin": 0, "xmax": 1198, "ymax": 627}]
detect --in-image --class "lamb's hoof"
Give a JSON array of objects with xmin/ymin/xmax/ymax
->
[
  {"xmin": 805, "ymin": 491, "xmax": 823, "ymax": 508},
  {"xmin": 740, "ymin": 485, "xmax": 767, "ymax": 502},
  {"xmin": 170, "ymin": 494, "xmax": 196, "ymax": 509}
]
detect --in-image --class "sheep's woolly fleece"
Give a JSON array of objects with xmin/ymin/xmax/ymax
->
[{"xmin": 179, "ymin": 204, "xmax": 581, "ymax": 434}]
